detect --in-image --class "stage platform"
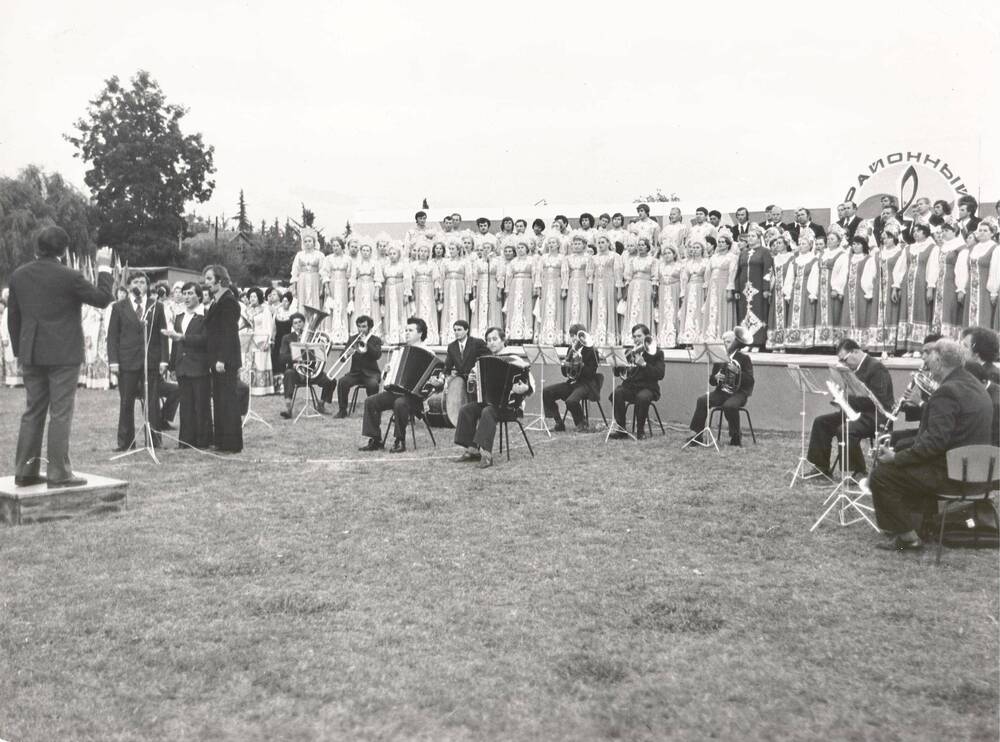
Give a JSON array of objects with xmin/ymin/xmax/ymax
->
[
  {"xmin": 0, "ymin": 473, "xmax": 128, "ymax": 526},
  {"xmin": 327, "ymin": 345, "xmax": 921, "ymax": 434}
]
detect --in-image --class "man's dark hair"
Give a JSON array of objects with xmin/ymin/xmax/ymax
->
[
  {"xmin": 36, "ymin": 225, "xmax": 70, "ymax": 258},
  {"xmin": 531, "ymin": 218, "xmax": 545, "ymax": 231},
  {"xmin": 764, "ymin": 204, "xmax": 777, "ymax": 212},
  {"xmin": 452, "ymin": 319, "xmax": 470, "ymax": 331},
  {"xmin": 962, "ymin": 327, "xmax": 1000, "ymax": 363},
  {"xmin": 798, "ymin": 207, "xmax": 812, "ymax": 219},
  {"xmin": 636, "ymin": 204, "xmax": 650, "ymax": 215},
  {"xmin": 958, "ymin": 195, "xmax": 979, "ymax": 214},
  {"xmin": 485, "ymin": 326, "xmax": 505, "ymax": 342},
  {"xmin": 913, "ymin": 223, "xmax": 932, "ymax": 239},
  {"xmin": 631, "ymin": 323, "xmax": 651, "ymax": 337},
  {"xmin": 933, "ymin": 199, "xmax": 952, "ymax": 215},
  {"xmin": 708, "ymin": 210, "xmax": 722, "ymax": 219},
  {"xmin": 922, "ymin": 332, "xmax": 944, "ymax": 345},
  {"xmin": 127, "ymin": 270, "xmax": 150, "ymax": 287},
  {"xmin": 695, "ymin": 206, "xmax": 708, "ymax": 216},
  {"xmin": 415, "ymin": 210, "xmax": 427, "ymax": 220},
  {"xmin": 181, "ymin": 281, "xmax": 204, "ymax": 299},
  {"xmin": 204, "ymin": 264, "xmax": 232, "ymax": 287},
  {"xmin": 836, "ymin": 338, "xmax": 861, "ymax": 353},
  {"xmin": 355, "ymin": 314, "xmax": 373, "ymax": 328},
  {"xmin": 407, "ymin": 316, "xmax": 428, "ymax": 340},
  {"xmin": 476, "ymin": 217, "xmax": 491, "ymax": 227},
  {"xmin": 289, "ymin": 312, "xmax": 306, "ymax": 324},
  {"xmin": 554, "ymin": 214, "xmax": 569, "ymax": 226}
]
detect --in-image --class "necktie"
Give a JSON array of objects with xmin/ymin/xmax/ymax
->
[{"xmin": 135, "ymin": 299, "xmax": 142, "ymax": 317}]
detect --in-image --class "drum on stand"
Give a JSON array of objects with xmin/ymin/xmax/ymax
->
[{"xmin": 425, "ymin": 375, "xmax": 469, "ymax": 428}]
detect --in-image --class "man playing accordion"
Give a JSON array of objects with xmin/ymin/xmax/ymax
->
[{"xmin": 453, "ymin": 327, "xmax": 534, "ymax": 469}]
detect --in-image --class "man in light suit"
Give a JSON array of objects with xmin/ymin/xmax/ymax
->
[
  {"xmin": 7, "ymin": 227, "xmax": 114, "ymax": 487},
  {"xmin": 163, "ymin": 282, "xmax": 213, "ymax": 449},
  {"xmin": 107, "ymin": 271, "xmax": 169, "ymax": 451}
]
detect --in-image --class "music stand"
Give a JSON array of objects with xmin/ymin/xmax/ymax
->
[
  {"xmin": 809, "ymin": 375, "xmax": 876, "ymax": 531},
  {"xmin": 111, "ymin": 301, "xmax": 160, "ymax": 465},
  {"xmin": 600, "ymin": 346, "xmax": 636, "ymax": 442},
  {"xmin": 522, "ymin": 344, "xmax": 559, "ymax": 437},
  {"xmin": 290, "ymin": 341, "xmax": 325, "ymax": 422},
  {"xmin": 681, "ymin": 342, "xmax": 728, "ymax": 452},
  {"xmin": 786, "ymin": 364, "xmax": 827, "ymax": 486}
]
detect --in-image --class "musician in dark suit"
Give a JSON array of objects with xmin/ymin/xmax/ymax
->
[
  {"xmin": 686, "ymin": 327, "xmax": 755, "ymax": 447},
  {"xmin": 162, "ymin": 282, "xmax": 213, "ymax": 449},
  {"xmin": 202, "ymin": 264, "xmax": 243, "ymax": 453},
  {"xmin": 453, "ymin": 326, "xmax": 534, "ymax": 469},
  {"xmin": 609, "ymin": 324, "xmax": 665, "ymax": 441},
  {"xmin": 806, "ymin": 339, "xmax": 894, "ymax": 479},
  {"xmin": 441, "ymin": 320, "xmax": 488, "ymax": 379},
  {"xmin": 334, "ymin": 315, "xmax": 384, "ymax": 417},
  {"xmin": 107, "ymin": 271, "xmax": 170, "ymax": 451},
  {"xmin": 836, "ymin": 201, "xmax": 862, "ymax": 240},
  {"xmin": 278, "ymin": 312, "xmax": 337, "ymax": 418},
  {"xmin": 543, "ymin": 322, "xmax": 599, "ymax": 432},
  {"xmin": 360, "ymin": 316, "xmax": 436, "ymax": 453},
  {"xmin": 871, "ymin": 339, "xmax": 994, "ymax": 551},
  {"xmin": 8, "ymin": 228, "xmax": 114, "ymax": 487},
  {"xmin": 786, "ymin": 208, "xmax": 827, "ymax": 243}
]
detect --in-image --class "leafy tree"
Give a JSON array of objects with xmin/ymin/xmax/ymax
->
[
  {"xmin": 64, "ymin": 70, "xmax": 216, "ymax": 266},
  {"xmin": 0, "ymin": 165, "xmax": 98, "ymax": 283}
]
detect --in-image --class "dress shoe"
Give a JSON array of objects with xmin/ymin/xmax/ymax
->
[
  {"xmin": 359, "ymin": 438, "xmax": 383, "ymax": 452},
  {"xmin": 334, "ymin": 409, "xmax": 349, "ymax": 419},
  {"xmin": 316, "ymin": 402, "xmax": 328, "ymax": 415},
  {"xmin": 608, "ymin": 432, "xmax": 629, "ymax": 440},
  {"xmin": 729, "ymin": 437, "xmax": 742, "ymax": 447},
  {"xmin": 48, "ymin": 476, "xmax": 87, "ymax": 489},
  {"xmin": 552, "ymin": 421, "xmax": 566, "ymax": 432},
  {"xmin": 636, "ymin": 431, "xmax": 646, "ymax": 440},
  {"xmin": 454, "ymin": 451, "xmax": 481, "ymax": 463},
  {"xmin": 875, "ymin": 536, "xmax": 923, "ymax": 552},
  {"xmin": 575, "ymin": 423, "xmax": 590, "ymax": 433},
  {"xmin": 279, "ymin": 410, "xmax": 292, "ymax": 419},
  {"xmin": 477, "ymin": 451, "xmax": 494, "ymax": 469},
  {"xmin": 390, "ymin": 439, "xmax": 406, "ymax": 454},
  {"xmin": 14, "ymin": 475, "xmax": 46, "ymax": 487}
]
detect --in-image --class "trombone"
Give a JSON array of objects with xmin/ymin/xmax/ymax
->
[{"xmin": 324, "ymin": 321, "xmax": 381, "ymax": 381}]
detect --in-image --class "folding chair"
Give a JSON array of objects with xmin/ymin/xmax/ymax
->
[
  {"xmin": 381, "ymin": 410, "xmax": 437, "ymax": 450},
  {"xmin": 498, "ymin": 416, "xmax": 535, "ymax": 461},
  {"xmin": 934, "ymin": 445, "xmax": 998, "ymax": 565}
]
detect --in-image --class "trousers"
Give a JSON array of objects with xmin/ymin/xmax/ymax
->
[
  {"xmin": 690, "ymin": 390, "xmax": 747, "ymax": 440},
  {"xmin": 543, "ymin": 381, "xmax": 589, "ymax": 426},
  {"xmin": 807, "ymin": 411, "xmax": 876, "ymax": 475},
  {"xmin": 454, "ymin": 402, "xmax": 518, "ymax": 452},
  {"xmin": 15, "ymin": 364, "xmax": 79, "ymax": 481}
]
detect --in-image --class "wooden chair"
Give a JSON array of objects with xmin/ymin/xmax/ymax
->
[{"xmin": 934, "ymin": 445, "xmax": 998, "ymax": 565}]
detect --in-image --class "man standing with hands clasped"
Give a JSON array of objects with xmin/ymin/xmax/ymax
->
[{"xmin": 7, "ymin": 227, "xmax": 114, "ymax": 487}]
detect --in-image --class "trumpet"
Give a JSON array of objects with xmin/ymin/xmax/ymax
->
[{"xmin": 623, "ymin": 336, "xmax": 657, "ymax": 379}]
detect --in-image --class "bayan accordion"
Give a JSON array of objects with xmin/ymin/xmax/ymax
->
[
  {"xmin": 475, "ymin": 354, "xmax": 530, "ymax": 410},
  {"xmin": 382, "ymin": 345, "xmax": 441, "ymax": 396}
]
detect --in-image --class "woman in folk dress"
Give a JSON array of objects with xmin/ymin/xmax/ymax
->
[
  {"xmin": 439, "ymin": 242, "xmax": 472, "ymax": 344},
  {"xmin": 504, "ymin": 238, "xmax": 536, "ymax": 342},
  {"xmin": 381, "ymin": 244, "xmax": 412, "ymax": 345},
  {"xmin": 589, "ymin": 235, "xmax": 623, "ymax": 346},
  {"xmin": 322, "ymin": 237, "xmax": 352, "ymax": 344},
  {"xmin": 534, "ymin": 236, "xmax": 568, "ymax": 345},
  {"xmin": 701, "ymin": 234, "xmax": 738, "ymax": 343},
  {"xmin": 781, "ymin": 235, "xmax": 820, "ymax": 350},
  {"xmin": 931, "ymin": 220, "xmax": 967, "ymax": 340},
  {"xmin": 766, "ymin": 234, "xmax": 795, "ymax": 351},
  {"xmin": 894, "ymin": 223, "xmax": 936, "ymax": 354},
  {"xmin": 813, "ymin": 231, "xmax": 850, "ymax": 349},
  {"xmin": 654, "ymin": 246, "xmax": 684, "ymax": 349},
  {"xmin": 290, "ymin": 227, "xmax": 324, "ymax": 312},
  {"xmin": 624, "ymin": 237, "xmax": 657, "ymax": 334},
  {"xmin": 246, "ymin": 288, "xmax": 274, "ymax": 396},
  {"xmin": 350, "ymin": 242, "xmax": 383, "ymax": 329},
  {"xmin": 678, "ymin": 240, "xmax": 710, "ymax": 345},
  {"xmin": 843, "ymin": 235, "xmax": 878, "ymax": 347},
  {"xmin": 564, "ymin": 235, "xmax": 592, "ymax": 338},
  {"xmin": 962, "ymin": 222, "xmax": 1000, "ymax": 333},
  {"xmin": 410, "ymin": 243, "xmax": 441, "ymax": 345}
]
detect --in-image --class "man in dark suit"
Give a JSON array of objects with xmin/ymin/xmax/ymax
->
[
  {"xmin": 956, "ymin": 195, "xmax": 982, "ymax": 238},
  {"xmin": 441, "ymin": 320, "xmax": 488, "ymax": 380},
  {"xmin": 543, "ymin": 322, "xmax": 600, "ymax": 432},
  {"xmin": 836, "ymin": 201, "xmax": 862, "ymax": 240},
  {"xmin": 7, "ymin": 228, "xmax": 114, "ymax": 487},
  {"xmin": 729, "ymin": 207, "xmax": 753, "ymax": 240},
  {"xmin": 687, "ymin": 327, "xmax": 755, "ymax": 446},
  {"xmin": 162, "ymin": 282, "xmax": 213, "ymax": 449},
  {"xmin": 806, "ymin": 339, "xmax": 894, "ymax": 479},
  {"xmin": 758, "ymin": 204, "xmax": 788, "ymax": 233},
  {"xmin": 278, "ymin": 312, "xmax": 337, "ymax": 418},
  {"xmin": 786, "ymin": 207, "xmax": 827, "ymax": 243},
  {"xmin": 871, "ymin": 339, "xmax": 994, "ymax": 551},
  {"xmin": 609, "ymin": 323, "xmax": 665, "ymax": 441},
  {"xmin": 333, "ymin": 314, "xmax": 384, "ymax": 418},
  {"xmin": 107, "ymin": 270, "xmax": 169, "ymax": 451},
  {"xmin": 202, "ymin": 264, "xmax": 243, "ymax": 453}
]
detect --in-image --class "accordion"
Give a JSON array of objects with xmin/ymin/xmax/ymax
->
[
  {"xmin": 383, "ymin": 345, "xmax": 441, "ymax": 396},
  {"xmin": 475, "ymin": 354, "xmax": 530, "ymax": 410}
]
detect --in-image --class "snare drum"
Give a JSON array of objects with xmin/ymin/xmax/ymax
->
[{"xmin": 424, "ymin": 375, "xmax": 469, "ymax": 428}]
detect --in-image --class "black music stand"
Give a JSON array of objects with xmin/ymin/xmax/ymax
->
[
  {"xmin": 290, "ymin": 341, "xmax": 325, "ymax": 423},
  {"xmin": 682, "ymin": 342, "xmax": 728, "ymax": 452},
  {"xmin": 522, "ymin": 344, "xmax": 558, "ymax": 437},
  {"xmin": 600, "ymin": 346, "xmax": 635, "ymax": 442},
  {"xmin": 786, "ymin": 364, "xmax": 827, "ymax": 487}
]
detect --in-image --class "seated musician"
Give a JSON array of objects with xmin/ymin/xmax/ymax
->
[
  {"xmin": 889, "ymin": 333, "xmax": 942, "ymax": 449},
  {"xmin": 805, "ymin": 338, "xmax": 893, "ymax": 479},
  {"xmin": 871, "ymin": 339, "xmax": 994, "ymax": 552},
  {"xmin": 333, "ymin": 315, "xmax": 383, "ymax": 418},
  {"xmin": 686, "ymin": 326, "xmax": 754, "ymax": 447},
  {"xmin": 543, "ymin": 323, "xmax": 599, "ymax": 432},
  {"xmin": 278, "ymin": 312, "xmax": 336, "ymax": 418},
  {"xmin": 453, "ymin": 326, "xmax": 534, "ymax": 469},
  {"xmin": 430, "ymin": 320, "xmax": 489, "ymax": 390},
  {"xmin": 359, "ymin": 317, "xmax": 432, "ymax": 453},
  {"xmin": 961, "ymin": 326, "xmax": 1000, "ymax": 447},
  {"xmin": 609, "ymin": 324, "xmax": 665, "ymax": 440}
]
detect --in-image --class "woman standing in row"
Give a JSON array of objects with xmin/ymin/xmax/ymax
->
[
  {"xmin": 782, "ymin": 235, "xmax": 820, "ymax": 349},
  {"xmin": 590, "ymin": 235, "xmax": 623, "ymax": 346},
  {"xmin": 655, "ymin": 246, "xmax": 683, "ymax": 348},
  {"xmin": 534, "ymin": 237, "xmax": 568, "ymax": 345}
]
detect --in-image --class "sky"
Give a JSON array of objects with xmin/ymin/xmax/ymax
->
[{"xmin": 1, "ymin": 0, "xmax": 998, "ymax": 235}]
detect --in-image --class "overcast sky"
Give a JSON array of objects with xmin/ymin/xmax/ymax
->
[{"xmin": 1, "ymin": 0, "xmax": 997, "ymax": 234}]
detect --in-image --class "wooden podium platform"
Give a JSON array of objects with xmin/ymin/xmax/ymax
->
[{"xmin": 0, "ymin": 474, "xmax": 128, "ymax": 526}]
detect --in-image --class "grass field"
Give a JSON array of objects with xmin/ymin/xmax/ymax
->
[{"xmin": 1, "ymin": 386, "xmax": 997, "ymax": 741}]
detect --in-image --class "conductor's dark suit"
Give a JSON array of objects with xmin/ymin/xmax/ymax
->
[
  {"xmin": 107, "ymin": 295, "xmax": 169, "ymax": 449},
  {"xmin": 807, "ymin": 355, "xmax": 894, "ymax": 475},
  {"xmin": 169, "ymin": 312, "xmax": 213, "ymax": 449},
  {"xmin": 872, "ymin": 366, "xmax": 993, "ymax": 533},
  {"xmin": 335, "ymin": 332, "xmax": 384, "ymax": 413},
  {"xmin": 203, "ymin": 288, "xmax": 243, "ymax": 452},
  {"xmin": 7, "ymin": 258, "xmax": 114, "ymax": 481}
]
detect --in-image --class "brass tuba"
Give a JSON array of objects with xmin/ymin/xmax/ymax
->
[
  {"xmin": 563, "ymin": 329, "xmax": 594, "ymax": 382},
  {"xmin": 293, "ymin": 304, "xmax": 332, "ymax": 379}
]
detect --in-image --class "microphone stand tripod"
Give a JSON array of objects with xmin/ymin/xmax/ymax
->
[
  {"xmin": 112, "ymin": 297, "xmax": 160, "ymax": 464},
  {"xmin": 786, "ymin": 364, "xmax": 827, "ymax": 486}
]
